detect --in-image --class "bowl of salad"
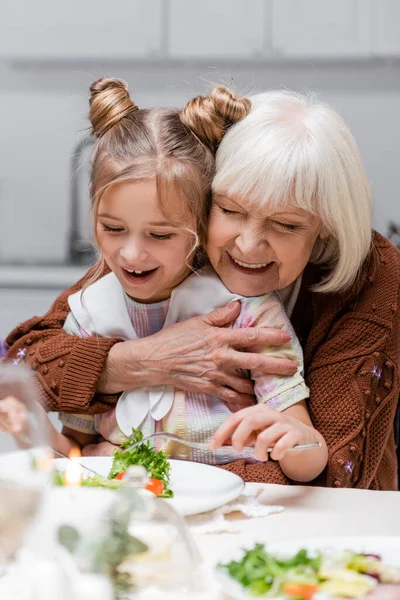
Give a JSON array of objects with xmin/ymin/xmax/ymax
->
[{"xmin": 215, "ymin": 537, "xmax": 400, "ymax": 599}]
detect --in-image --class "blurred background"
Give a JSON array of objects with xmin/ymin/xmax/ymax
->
[{"xmin": 0, "ymin": 0, "xmax": 399, "ymax": 338}]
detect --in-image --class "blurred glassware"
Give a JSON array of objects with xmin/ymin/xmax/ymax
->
[
  {"xmin": 117, "ymin": 465, "xmax": 201, "ymax": 594},
  {"xmin": 0, "ymin": 362, "xmax": 52, "ymax": 568}
]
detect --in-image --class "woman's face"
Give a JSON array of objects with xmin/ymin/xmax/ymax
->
[{"xmin": 206, "ymin": 194, "xmax": 324, "ymax": 297}]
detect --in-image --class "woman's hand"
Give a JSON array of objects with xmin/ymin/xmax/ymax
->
[
  {"xmin": 210, "ymin": 402, "xmax": 328, "ymax": 482},
  {"xmin": 98, "ymin": 301, "xmax": 297, "ymax": 410},
  {"xmin": 81, "ymin": 440, "xmax": 119, "ymax": 457}
]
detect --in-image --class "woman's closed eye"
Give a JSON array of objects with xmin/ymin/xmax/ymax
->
[
  {"xmin": 271, "ymin": 221, "xmax": 298, "ymax": 231},
  {"xmin": 220, "ymin": 207, "xmax": 241, "ymax": 216}
]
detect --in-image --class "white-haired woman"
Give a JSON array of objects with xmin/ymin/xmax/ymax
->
[{"xmin": 6, "ymin": 90, "xmax": 400, "ymax": 490}]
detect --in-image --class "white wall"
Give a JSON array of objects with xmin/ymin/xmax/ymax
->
[{"xmin": 0, "ymin": 60, "xmax": 399, "ymax": 264}]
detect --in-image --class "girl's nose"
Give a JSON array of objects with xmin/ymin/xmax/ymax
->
[{"xmin": 119, "ymin": 238, "xmax": 150, "ymax": 263}]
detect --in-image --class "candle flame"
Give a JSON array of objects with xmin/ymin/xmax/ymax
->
[{"xmin": 64, "ymin": 447, "xmax": 82, "ymax": 487}]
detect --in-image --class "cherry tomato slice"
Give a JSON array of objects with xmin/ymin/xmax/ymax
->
[
  {"xmin": 283, "ymin": 583, "xmax": 318, "ymax": 600},
  {"xmin": 145, "ymin": 478, "xmax": 164, "ymax": 496},
  {"xmin": 115, "ymin": 472, "xmax": 125, "ymax": 480}
]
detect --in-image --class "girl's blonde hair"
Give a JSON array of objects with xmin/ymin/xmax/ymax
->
[
  {"xmin": 213, "ymin": 90, "xmax": 373, "ymax": 293},
  {"xmin": 87, "ymin": 78, "xmax": 251, "ymax": 283}
]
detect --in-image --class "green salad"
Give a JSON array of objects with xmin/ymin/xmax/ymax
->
[
  {"xmin": 53, "ymin": 429, "xmax": 173, "ymax": 498},
  {"xmin": 218, "ymin": 543, "xmax": 400, "ymax": 599}
]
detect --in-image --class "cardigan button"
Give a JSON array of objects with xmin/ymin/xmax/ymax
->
[
  {"xmin": 361, "ymin": 430, "xmax": 366, "ymax": 438},
  {"xmin": 375, "ymin": 396, "xmax": 381, "ymax": 404},
  {"xmin": 365, "ymin": 411, "xmax": 371, "ymax": 420},
  {"xmin": 385, "ymin": 360, "xmax": 392, "ymax": 368},
  {"xmin": 349, "ymin": 445, "xmax": 357, "ymax": 453},
  {"xmin": 373, "ymin": 352, "xmax": 380, "ymax": 358},
  {"xmin": 58, "ymin": 359, "xmax": 65, "ymax": 368},
  {"xmin": 50, "ymin": 380, "xmax": 57, "ymax": 390},
  {"xmin": 334, "ymin": 480, "xmax": 342, "ymax": 487},
  {"xmin": 336, "ymin": 458, "xmax": 344, "ymax": 466},
  {"xmin": 364, "ymin": 390, "xmax": 370, "ymax": 396},
  {"xmin": 42, "ymin": 366, "xmax": 48, "ymax": 375},
  {"xmin": 384, "ymin": 382, "xmax": 391, "ymax": 390},
  {"xmin": 26, "ymin": 338, "xmax": 32, "ymax": 346}
]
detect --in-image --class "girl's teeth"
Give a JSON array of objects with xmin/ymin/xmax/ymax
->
[
  {"xmin": 232, "ymin": 257, "xmax": 270, "ymax": 269},
  {"xmin": 126, "ymin": 269, "xmax": 144, "ymax": 274}
]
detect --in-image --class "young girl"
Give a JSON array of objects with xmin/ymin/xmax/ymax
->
[{"xmin": 1, "ymin": 78, "xmax": 327, "ymax": 483}]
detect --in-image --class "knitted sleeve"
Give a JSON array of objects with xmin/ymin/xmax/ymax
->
[
  {"xmin": 308, "ymin": 243, "xmax": 400, "ymax": 490},
  {"xmin": 5, "ymin": 266, "xmax": 121, "ymax": 414}
]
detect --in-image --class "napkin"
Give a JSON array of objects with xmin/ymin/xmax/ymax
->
[{"xmin": 186, "ymin": 483, "xmax": 284, "ymax": 534}]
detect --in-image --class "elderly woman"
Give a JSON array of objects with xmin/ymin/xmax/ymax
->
[{"xmin": 6, "ymin": 90, "xmax": 400, "ymax": 490}]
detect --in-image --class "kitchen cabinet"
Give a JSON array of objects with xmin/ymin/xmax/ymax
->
[
  {"xmin": 168, "ymin": 0, "xmax": 268, "ymax": 58},
  {"xmin": 0, "ymin": 0, "xmax": 162, "ymax": 59},
  {"xmin": 372, "ymin": 0, "xmax": 400, "ymax": 55},
  {"xmin": 272, "ymin": 0, "xmax": 373, "ymax": 58}
]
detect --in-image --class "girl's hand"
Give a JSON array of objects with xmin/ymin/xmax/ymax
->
[
  {"xmin": 98, "ymin": 301, "xmax": 297, "ymax": 411},
  {"xmin": 81, "ymin": 440, "xmax": 119, "ymax": 457},
  {"xmin": 209, "ymin": 403, "xmax": 318, "ymax": 461},
  {"xmin": 0, "ymin": 396, "xmax": 30, "ymax": 437}
]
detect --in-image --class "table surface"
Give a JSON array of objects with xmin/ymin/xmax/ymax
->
[{"xmin": 139, "ymin": 483, "xmax": 400, "ymax": 599}]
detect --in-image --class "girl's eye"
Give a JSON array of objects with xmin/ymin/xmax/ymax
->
[
  {"xmin": 272, "ymin": 221, "xmax": 297, "ymax": 231},
  {"xmin": 102, "ymin": 224, "xmax": 124, "ymax": 233},
  {"xmin": 150, "ymin": 233, "xmax": 172, "ymax": 240}
]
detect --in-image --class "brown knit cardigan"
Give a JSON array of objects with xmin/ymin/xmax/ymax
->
[{"xmin": 6, "ymin": 232, "xmax": 400, "ymax": 490}]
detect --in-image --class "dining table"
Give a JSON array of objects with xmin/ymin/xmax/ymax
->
[{"xmin": 139, "ymin": 483, "xmax": 400, "ymax": 599}]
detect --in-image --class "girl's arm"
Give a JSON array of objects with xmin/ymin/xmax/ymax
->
[{"xmin": 210, "ymin": 401, "xmax": 328, "ymax": 483}]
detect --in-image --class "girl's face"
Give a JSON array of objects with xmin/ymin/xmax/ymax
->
[
  {"xmin": 96, "ymin": 180, "xmax": 194, "ymax": 303},
  {"xmin": 206, "ymin": 194, "xmax": 324, "ymax": 297}
]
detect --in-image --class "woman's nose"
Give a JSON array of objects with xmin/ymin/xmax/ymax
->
[{"xmin": 235, "ymin": 227, "xmax": 265, "ymax": 255}]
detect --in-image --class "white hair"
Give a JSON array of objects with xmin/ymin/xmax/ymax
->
[{"xmin": 213, "ymin": 90, "xmax": 373, "ymax": 293}]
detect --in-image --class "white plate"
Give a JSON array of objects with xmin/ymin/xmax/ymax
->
[
  {"xmin": 216, "ymin": 535, "xmax": 400, "ymax": 599},
  {"xmin": 52, "ymin": 456, "xmax": 244, "ymax": 517}
]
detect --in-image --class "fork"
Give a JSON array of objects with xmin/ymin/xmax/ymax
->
[{"xmin": 119, "ymin": 432, "xmax": 321, "ymax": 455}]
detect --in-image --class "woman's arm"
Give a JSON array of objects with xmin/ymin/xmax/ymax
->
[
  {"xmin": 6, "ymin": 265, "xmax": 122, "ymax": 414},
  {"xmin": 6, "ymin": 277, "xmax": 297, "ymax": 415}
]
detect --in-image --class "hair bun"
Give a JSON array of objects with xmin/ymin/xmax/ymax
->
[
  {"xmin": 181, "ymin": 85, "xmax": 251, "ymax": 150},
  {"xmin": 89, "ymin": 78, "xmax": 139, "ymax": 137}
]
